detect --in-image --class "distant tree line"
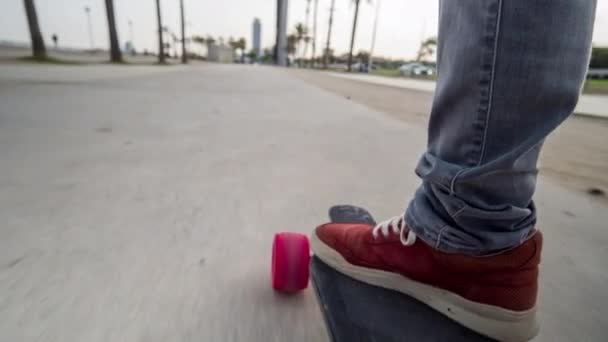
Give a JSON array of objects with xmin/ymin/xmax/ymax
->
[
  {"xmin": 22, "ymin": 0, "xmax": 190, "ymax": 64},
  {"xmin": 22, "ymin": 0, "xmax": 123, "ymax": 62},
  {"xmin": 21, "ymin": 0, "xmax": 608, "ymax": 69}
]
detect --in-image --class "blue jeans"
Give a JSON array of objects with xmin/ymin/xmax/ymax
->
[{"xmin": 406, "ymin": 0, "xmax": 597, "ymax": 255}]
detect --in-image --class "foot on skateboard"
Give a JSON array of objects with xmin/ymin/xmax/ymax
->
[{"xmin": 272, "ymin": 205, "xmax": 499, "ymax": 341}]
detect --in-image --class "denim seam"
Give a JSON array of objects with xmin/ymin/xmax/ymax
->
[
  {"xmin": 407, "ymin": 204, "xmax": 440, "ymax": 248},
  {"xmin": 435, "ymin": 225, "xmax": 449, "ymax": 249},
  {"xmin": 449, "ymin": 168, "xmax": 468, "ymax": 195},
  {"xmin": 450, "ymin": 205, "xmax": 467, "ymax": 219},
  {"xmin": 477, "ymin": 0, "xmax": 504, "ymax": 166}
]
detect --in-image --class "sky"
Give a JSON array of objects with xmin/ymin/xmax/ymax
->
[{"xmin": 1, "ymin": 0, "xmax": 607, "ymax": 60}]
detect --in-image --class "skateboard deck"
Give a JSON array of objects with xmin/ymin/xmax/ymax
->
[
  {"xmin": 310, "ymin": 205, "xmax": 495, "ymax": 342},
  {"xmin": 328, "ymin": 205, "xmax": 376, "ymax": 225}
]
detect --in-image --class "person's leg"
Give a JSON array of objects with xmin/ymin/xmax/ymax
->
[
  {"xmin": 311, "ymin": 1, "xmax": 597, "ymax": 340},
  {"xmin": 406, "ymin": 0, "xmax": 597, "ymax": 255}
]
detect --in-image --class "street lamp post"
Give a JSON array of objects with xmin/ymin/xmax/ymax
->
[{"xmin": 84, "ymin": 6, "xmax": 95, "ymax": 50}]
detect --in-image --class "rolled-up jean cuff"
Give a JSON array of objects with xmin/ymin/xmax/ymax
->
[{"xmin": 405, "ymin": 202, "xmax": 477, "ymax": 255}]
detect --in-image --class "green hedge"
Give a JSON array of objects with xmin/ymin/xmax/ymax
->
[{"xmin": 590, "ymin": 47, "xmax": 608, "ymax": 69}]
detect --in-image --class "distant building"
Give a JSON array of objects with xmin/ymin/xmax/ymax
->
[{"xmin": 252, "ymin": 18, "xmax": 262, "ymax": 57}]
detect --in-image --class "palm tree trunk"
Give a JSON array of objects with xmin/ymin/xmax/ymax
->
[
  {"xmin": 311, "ymin": 0, "xmax": 319, "ymax": 67},
  {"xmin": 104, "ymin": 0, "xmax": 122, "ymax": 63},
  {"xmin": 22, "ymin": 0, "xmax": 47, "ymax": 59},
  {"xmin": 275, "ymin": 0, "xmax": 280, "ymax": 64},
  {"xmin": 302, "ymin": 0, "xmax": 311, "ymax": 62},
  {"xmin": 347, "ymin": 0, "xmax": 361, "ymax": 72},
  {"xmin": 323, "ymin": 0, "xmax": 335, "ymax": 69},
  {"xmin": 369, "ymin": 0, "xmax": 381, "ymax": 71},
  {"xmin": 275, "ymin": 0, "xmax": 288, "ymax": 66},
  {"xmin": 180, "ymin": 0, "xmax": 187, "ymax": 64},
  {"xmin": 155, "ymin": 0, "xmax": 166, "ymax": 63}
]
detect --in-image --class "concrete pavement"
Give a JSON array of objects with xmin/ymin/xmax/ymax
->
[
  {"xmin": 0, "ymin": 63, "xmax": 606, "ymax": 341},
  {"xmin": 330, "ymin": 72, "xmax": 608, "ymax": 118}
]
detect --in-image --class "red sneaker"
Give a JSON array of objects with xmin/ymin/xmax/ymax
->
[{"xmin": 311, "ymin": 214, "xmax": 542, "ymax": 342}]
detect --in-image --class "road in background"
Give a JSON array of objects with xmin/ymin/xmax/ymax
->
[
  {"xmin": 293, "ymin": 69, "xmax": 608, "ymax": 205},
  {"xmin": 330, "ymin": 72, "xmax": 608, "ymax": 119},
  {"xmin": 0, "ymin": 63, "xmax": 607, "ymax": 341}
]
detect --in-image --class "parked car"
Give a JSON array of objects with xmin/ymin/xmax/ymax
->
[
  {"xmin": 399, "ymin": 63, "xmax": 435, "ymax": 77},
  {"xmin": 346, "ymin": 62, "xmax": 378, "ymax": 73},
  {"xmin": 587, "ymin": 68, "xmax": 608, "ymax": 79}
]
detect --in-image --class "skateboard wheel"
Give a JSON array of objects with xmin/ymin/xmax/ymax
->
[{"xmin": 272, "ymin": 232, "xmax": 310, "ymax": 292}]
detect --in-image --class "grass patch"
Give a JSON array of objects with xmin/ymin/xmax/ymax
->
[
  {"xmin": 586, "ymin": 79, "xmax": 608, "ymax": 86},
  {"xmin": 371, "ymin": 68, "xmax": 437, "ymax": 81},
  {"xmin": 584, "ymin": 79, "xmax": 608, "ymax": 95},
  {"xmin": 372, "ymin": 68, "xmax": 401, "ymax": 77}
]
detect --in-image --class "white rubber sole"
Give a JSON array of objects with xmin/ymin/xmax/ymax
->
[{"xmin": 310, "ymin": 232, "xmax": 539, "ymax": 342}]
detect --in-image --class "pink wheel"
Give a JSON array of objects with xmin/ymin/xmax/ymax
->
[{"xmin": 272, "ymin": 232, "xmax": 310, "ymax": 292}]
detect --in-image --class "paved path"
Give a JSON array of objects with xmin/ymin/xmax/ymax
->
[
  {"xmin": 0, "ymin": 63, "xmax": 606, "ymax": 341},
  {"xmin": 330, "ymin": 72, "xmax": 608, "ymax": 118}
]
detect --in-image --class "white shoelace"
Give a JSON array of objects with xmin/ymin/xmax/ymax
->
[{"xmin": 372, "ymin": 214, "xmax": 417, "ymax": 246}]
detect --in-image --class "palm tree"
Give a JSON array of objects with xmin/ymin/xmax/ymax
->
[
  {"xmin": 287, "ymin": 34, "xmax": 298, "ymax": 57},
  {"xmin": 275, "ymin": 0, "xmax": 280, "ymax": 63},
  {"xmin": 22, "ymin": 0, "xmax": 47, "ymax": 59},
  {"xmin": 416, "ymin": 37, "xmax": 437, "ymax": 62},
  {"xmin": 236, "ymin": 37, "xmax": 247, "ymax": 63},
  {"xmin": 324, "ymin": 0, "xmax": 336, "ymax": 68},
  {"xmin": 237, "ymin": 38, "xmax": 247, "ymax": 51},
  {"xmin": 155, "ymin": 0, "xmax": 166, "ymax": 63},
  {"xmin": 192, "ymin": 36, "xmax": 205, "ymax": 45},
  {"xmin": 191, "ymin": 35, "xmax": 205, "ymax": 57},
  {"xmin": 179, "ymin": 0, "xmax": 187, "ymax": 63},
  {"xmin": 104, "ymin": 0, "xmax": 122, "ymax": 62},
  {"xmin": 368, "ymin": 0, "xmax": 381, "ymax": 70},
  {"xmin": 311, "ymin": 0, "xmax": 319, "ymax": 67},
  {"xmin": 347, "ymin": 0, "xmax": 371, "ymax": 72},
  {"xmin": 302, "ymin": 0, "xmax": 312, "ymax": 61},
  {"xmin": 303, "ymin": 36, "xmax": 311, "ymax": 60},
  {"xmin": 356, "ymin": 50, "xmax": 370, "ymax": 64},
  {"xmin": 294, "ymin": 23, "xmax": 308, "ymax": 63}
]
